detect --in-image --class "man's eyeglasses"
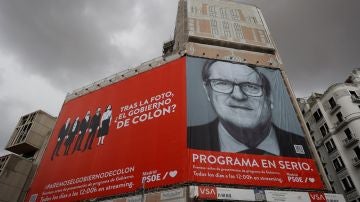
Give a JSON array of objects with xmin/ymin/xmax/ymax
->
[{"xmin": 207, "ymin": 79, "xmax": 263, "ymax": 97}]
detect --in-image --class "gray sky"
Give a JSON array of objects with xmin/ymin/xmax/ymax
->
[{"xmin": 0, "ymin": 0, "xmax": 359, "ymax": 155}]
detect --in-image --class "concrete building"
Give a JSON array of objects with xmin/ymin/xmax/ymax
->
[
  {"xmin": 0, "ymin": 110, "xmax": 56, "ymax": 202},
  {"xmin": 298, "ymin": 69, "xmax": 360, "ymax": 202}
]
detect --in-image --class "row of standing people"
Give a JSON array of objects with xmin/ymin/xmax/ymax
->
[{"xmin": 51, "ymin": 105, "xmax": 112, "ymax": 160}]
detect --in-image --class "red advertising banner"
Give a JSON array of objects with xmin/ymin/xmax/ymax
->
[
  {"xmin": 26, "ymin": 56, "xmax": 325, "ymax": 202},
  {"xmin": 26, "ymin": 58, "xmax": 187, "ymax": 202},
  {"xmin": 189, "ymin": 149, "xmax": 323, "ymax": 189}
]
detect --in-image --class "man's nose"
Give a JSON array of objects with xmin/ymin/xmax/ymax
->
[{"xmin": 230, "ymin": 85, "xmax": 247, "ymax": 100}]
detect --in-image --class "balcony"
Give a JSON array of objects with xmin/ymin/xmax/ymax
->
[
  {"xmin": 334, "ymin": 119, "xmax": 348, "ymax": 131},
  {"xmin": 351, "ymin": 95, "xmax": 360, "ymax": 103},
  {"xmin": 327, "ymin": 147, "xmax": 337, "ymax": 154},
  {"xmin": 5, "ymin": 111, "xmax": 56, "ymax": 155},
  {"xmin": 342, "ymin": 136, "xmax": 359, "ymax": 147},
  {"xmin": 329, "ymin": 104, "xmax": 341, "ymax": 114},
  {"xmin": 344, "ymin": 186, "xmax": 357, "ymax": 194},
  {"xmin": 335, "ymin": 166, "xmax": 346, "ymax": 173},
  {"xmin": 315, "ymin": 140, "xmax": 323, "ymax": 148},
  {"xmin": 352, "ymin": 156, "xmax": 360, "ymax": 167}
]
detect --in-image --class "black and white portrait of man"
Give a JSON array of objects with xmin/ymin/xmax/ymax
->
[{"xmin": 187, "ymin": 57, "xmax": 310, "ymax": 158}]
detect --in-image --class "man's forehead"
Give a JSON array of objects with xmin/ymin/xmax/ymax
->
[{"xmin": 209, "ymin": 62, "xmax": 260, "ymax": 82}]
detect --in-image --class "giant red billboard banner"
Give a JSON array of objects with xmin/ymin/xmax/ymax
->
[
  {"xmin": 26, "ymin": 56, "xmax": 323, "ymax": 202},
  {"xmin": 26, "ymin": 58, "xmax": 188, "ymax": 202}
]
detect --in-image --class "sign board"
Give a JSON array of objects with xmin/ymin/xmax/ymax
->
[
  {"xmin": 26, "ymin": 58, "xmax": 187, "ymax": 201},
  {"xmin": 190, "ymin": 186, "xmax": 345, "ymax": 202},
  {"xmin": 187, "ymin": 57, "xmax": 323, "ymax": 189},
  {"xmin": 26, "ymin": 56, "xmax": 323, "ymax": 201}
]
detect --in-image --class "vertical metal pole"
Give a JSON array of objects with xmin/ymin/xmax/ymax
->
[{"xmin": 141, "ymin": 181, "xmax": 145, "ymax": 202}]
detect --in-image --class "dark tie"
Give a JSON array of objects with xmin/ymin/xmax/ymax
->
[{"xmin": 240, "ymin": 148, "xmax": 269, "ymax": 155}]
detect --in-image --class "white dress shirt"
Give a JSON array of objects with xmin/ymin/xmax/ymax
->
[{"xmin": 218, "ymin": 123, "xmax": 280, "ymax": 155}]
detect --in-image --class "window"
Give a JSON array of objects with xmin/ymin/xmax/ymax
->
[
  {"xmin": 257, "ymin": 30, "xmax": 268, "ymax": 43},
  {"xmin": 328, "ymin": 97, "xmax": 337, "ymax": 109},
  {"xmin": 247, "ymin": 16, "xmax": 257, "ymax": 24},
  {"xmin": 210, "ymin": 19, "xmax": 219, "ymax": 35},
  {"xmin": 320, "ymin": 123, "xmax": 329, "ymax": 137},
  {"xmin": 336, "ymin": 112, "xmax": 343, "ymax": 123},
  {"xmin": 332, "ymin": 156, "xmax": 345, "ymax": 172},
  {"xmin": 12, "ymin": 122, "xmax": 33, "ymax": 145},
  {"xmin": 233, "ymin": 23, "xmax": 243, "ymax": 39},
  {"xmin": 220, "ymin": 8, "xmax": 227, "ymax": 19},
  {"xmin": 209, "ymin": 6, "xmax": 217, "ymax": 17},
  {"xmin": 191, "ymin": 6, "xmax": 199, "ymax": 14},
  {"xmin": 313, "ymin": 109, "xmax": 323, "ymax": 122},
  {"xmin": 344, "ymin": 128, "xmax": 353, "ymax": 140},
  {"xmin": 325, "ymin": 138, "xmax": 336, "ymax": 153},
  {"xmin": 354, "ymin": 146, "xmax": 360, "ymax": 159},
  {"xmin": 349, "ymin": 90, "xmax": 359, "ymax": 98},
  {"xmin": 230, "ymin": 9, "xmax": 239, "ymax": 20},
  {"xmin": 341, "ymin": 176, "xmax": 355, "ymax": 192},
  {"xmin": 223, "ymin": 21, "xmax": 231, "ymax": 38}
]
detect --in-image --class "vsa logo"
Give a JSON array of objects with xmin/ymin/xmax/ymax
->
[
  {"xmin": 309, "ymin": 192, "xmax": 326, "ymax": 202},
  {"xmin": 198, "ymin": 186, "xmax": 217, "ymax": 199}
]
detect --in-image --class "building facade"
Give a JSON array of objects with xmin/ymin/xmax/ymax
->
[
  {"xmin": 0, "ymin": 0, "xmax": 349, "ymax": 201},
  {"xmin": 298, "ymin": 69, "xmax": 360, "ymax": 202},
  {"xmin": 0, "ymin": 110, "xmax": 56, "ymax": 202}
]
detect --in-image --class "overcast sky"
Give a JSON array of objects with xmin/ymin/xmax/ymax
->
[{"xmin": 0, "ymin": 0, "xmax": 359, "ymax": 155}]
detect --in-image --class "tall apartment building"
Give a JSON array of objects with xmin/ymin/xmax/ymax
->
[
  {"xmin": 298, "ymin": 69, "xmax": 360, "ymax": 202},
  {"xmin": 0, "ymin": 110, "xmax": 56, "ymax": 202}
]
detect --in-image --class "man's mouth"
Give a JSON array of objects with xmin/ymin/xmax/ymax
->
[{"xmin": 228, "ymin": 104, "xmax": 253, "ymax": 110}]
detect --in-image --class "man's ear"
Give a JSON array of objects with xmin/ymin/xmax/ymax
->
[{"xmin": 202, "ymin": 82, "xmax": 211, "ymax": 102}]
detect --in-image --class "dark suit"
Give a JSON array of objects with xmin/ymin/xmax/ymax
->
[
  {"xmin": 72, "ymin": 117, "xmax": 90, "ymax": 152},
  {"xmin": 64, "ymin": 120, "xmax": 80, "ymax": 155},
  {"xmin": 188, "ymin": 119, "xmax": 310, "ymax": 158},
  {"xmin": 51, "ymin": 122, "xmax": 70, "ymax": 160},
  {"xmin": 83, "ymin": 113, "xmax": 101, "ymax": 150}
]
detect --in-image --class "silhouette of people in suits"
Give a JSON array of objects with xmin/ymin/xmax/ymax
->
[
  {"xmin": 72, "ymin": 111, "xmax": 91, "ymax": 153},
  {"xmin": 83, "ymin": 108, "xmax": 101, "ymax": 151},
  {"xmin": 64, "ymin": 117, "xmax": 80, "ymax": 155},
  {"xmin": 51, "ymin": 118, "xmax": 71, "ymax": 160}
]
